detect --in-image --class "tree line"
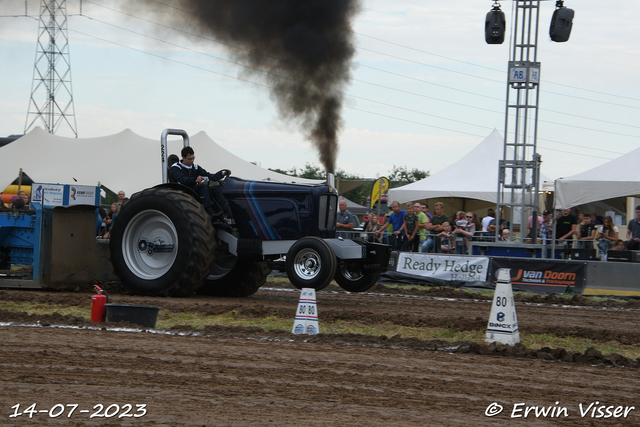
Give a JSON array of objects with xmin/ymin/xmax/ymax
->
[{"xmin": 269, "ymin": 163, "xmax": 429, "ymax": 205}]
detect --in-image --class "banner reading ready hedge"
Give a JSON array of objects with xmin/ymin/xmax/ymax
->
[{"xmin": 396, "ymin": 253, "xmax": 489, "ymax": 282}]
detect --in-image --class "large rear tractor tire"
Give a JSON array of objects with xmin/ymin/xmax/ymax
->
[
  {"xmin": 109, "ymin": 187, "xmax": 216, "ymax": 297},
  {"xmin": 198, "ymin": 255, "xmax": 271, "ymax": 297},
  {"xmin": 285, "ymin": 237, "xmax": 336, "ymax": 291},
  {"xmin": 334, "ymin": 261, "xmax": 381, "ymax": 293}
]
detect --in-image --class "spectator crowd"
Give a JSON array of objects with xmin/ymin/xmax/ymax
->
[{"xmin": 338, "ymin": 199, "xmax": 640, "ymax": 261}]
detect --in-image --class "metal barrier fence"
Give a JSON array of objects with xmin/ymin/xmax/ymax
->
[{"xmin": 337, "ymin": 229, "xmax": 593, "ymax": 258}]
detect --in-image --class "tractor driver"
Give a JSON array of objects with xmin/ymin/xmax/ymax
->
[{"xmin": 171, "ymin": 146, "xmax": 234, "ymax": 222}]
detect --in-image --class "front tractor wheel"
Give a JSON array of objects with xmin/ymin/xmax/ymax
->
[
  {"xmin": 285, "ymin": 237, "xmax": 337, "ymax": 291},
  {"xmin": 109, "ymin": 187, "xmax": 216, "ymax": 296}
]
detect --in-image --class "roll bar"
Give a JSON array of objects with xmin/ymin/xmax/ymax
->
[{"xmin": 161, "ymin": 129, "xmax": 190, "ymax": 184}]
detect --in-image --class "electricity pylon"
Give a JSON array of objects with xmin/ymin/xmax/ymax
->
[{"xmin": 25, "ymin": 0, "xmax": 78, "ymax": 137}]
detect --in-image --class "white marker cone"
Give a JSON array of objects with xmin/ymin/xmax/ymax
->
[
  {"xmin": 485, "ymin": 268, "xmax": 520, "ymax": 345},
  {"xmin": 292, "ymin": 288, "xmax": 319, "ymax": 335}
]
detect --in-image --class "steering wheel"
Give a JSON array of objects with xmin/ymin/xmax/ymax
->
[{"xmin": 217, "ymin": 169, "xmax": 231, "ymax": 183}]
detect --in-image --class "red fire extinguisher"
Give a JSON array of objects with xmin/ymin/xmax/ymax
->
[{"xmin": 91, "ymin": 285, "xmax": 109, "ymax": 323}]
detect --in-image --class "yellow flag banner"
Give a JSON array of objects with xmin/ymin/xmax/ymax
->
[{"xmin": 370, "ymin": 177, "xmax": 389, "ymax": 210}]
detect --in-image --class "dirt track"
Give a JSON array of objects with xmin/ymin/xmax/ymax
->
[{"xmin": 2, "ymin": 283, "xmax": 640, "ymax": 426}]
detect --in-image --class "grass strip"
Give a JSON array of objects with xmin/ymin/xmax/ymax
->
[{"xmin": 2, "ymin": 301, "xmax": 639, "ymax": 360}]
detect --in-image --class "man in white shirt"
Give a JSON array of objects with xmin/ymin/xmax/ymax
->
[{"xmin": 481, "ymin": 208, "xmax": 495, "ymax": 233}]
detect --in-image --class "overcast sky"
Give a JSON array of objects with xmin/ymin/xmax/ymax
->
[{"xmin": 1, "ymin": 0, "xmax": 639, "ymax": 182}]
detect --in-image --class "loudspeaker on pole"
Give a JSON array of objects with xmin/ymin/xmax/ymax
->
[
  {"xmin": 485, "ymin": 268, "xmax": 520, "ymax": 345},
  {"xmin": 485, "ymin": 7, "xmax": 506, "ymax": 45},
  {"xmin": 292, "ymin": 288, "xmax": 319, "ymax": 335},
  {"xmin": 549, "ymin": 6, "xmax": 574, "ymax": 43}
]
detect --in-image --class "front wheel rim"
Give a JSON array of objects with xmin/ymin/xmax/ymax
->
[
  {"xmin": 340, "ymin": 264, "xmax": 364, "ymax": 281},
  {"xmin": 207, "ymin": 251, "xmax": 237, "ymax": 281},
  {"xmin": 293, "ymin": 249, "xmax": 322, "ymax": 280},
  {"xmin": 122, "ymin": 210, "xmax": 178, "ymax": 280}
]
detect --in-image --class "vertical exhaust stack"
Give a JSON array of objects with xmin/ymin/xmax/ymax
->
[{"xmin": 326, "ymin": 172, "xmax": 335, "ymax": 190}]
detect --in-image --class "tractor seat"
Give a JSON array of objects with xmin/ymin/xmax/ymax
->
[{"xmin": 167, "ymin": 154, "xmax": 180, "ymax": 183}]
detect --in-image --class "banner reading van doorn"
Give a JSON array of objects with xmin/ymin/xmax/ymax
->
[{"xmin": 489, "ymin": 258, "xmax": 586, "ymax": 295}]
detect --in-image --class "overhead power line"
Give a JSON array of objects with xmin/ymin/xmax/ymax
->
[
  {"xmin": 68, "ymin": 24, "xmax": 621, "ymax": 161},
  {"xmin": 4, "ymin": 0, "xmax": 634, "ymax": 162}
]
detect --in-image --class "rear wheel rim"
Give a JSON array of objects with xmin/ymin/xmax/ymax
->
[{"xmin": 122, "ymin": 210, "xmax": 178, "ymax": 280}]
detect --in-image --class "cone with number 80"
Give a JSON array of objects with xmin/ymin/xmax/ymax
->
[
  {"xmin": 292, "ymin": 288, "xmax": 319, "ymax": 335},
  {"xmin": 485, "ymin": 268, "xmax": 520, "ymax": 345}
]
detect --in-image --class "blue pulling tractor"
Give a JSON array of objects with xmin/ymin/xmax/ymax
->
[{"xmin": 108, "ymin": 129, "xmax": 392, "ymax": 297}]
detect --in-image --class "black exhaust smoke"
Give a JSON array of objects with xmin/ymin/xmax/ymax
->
[{"xmin": 131, "ymin": 0, "xmax": 361, "ymax": 173}]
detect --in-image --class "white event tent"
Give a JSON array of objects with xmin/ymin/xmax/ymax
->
[
  {"xmin": 554, "ymin": 146, "xmax": 640, "ymax": 210},
  {"xmin": 339, "ymin": 196, "xmax": 369, "ymax": 216},
  {"xmin": 388, "ymin": 129, "xmax": 550, "ymax": 205},
  {"xmin": 0, "ymin": 127, "xmax": 321, "ymax": 198}
]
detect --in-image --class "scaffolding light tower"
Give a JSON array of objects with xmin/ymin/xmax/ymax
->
[
  {"xmin": 497, "ymin": 0, "xmax": 543, "ymax": 243},
  {"xmin": 25, "ymin": 0, "xmax": 78, "ymax": 137}
]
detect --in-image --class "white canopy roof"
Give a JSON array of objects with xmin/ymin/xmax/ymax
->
[
  {"xmin": 0, "ymin": 127, "xmax": 321, "ymax": 197},
  {"xmin": 554, "ymin": 146, "xmax": 640, "ymax": 209},
  {"xmin": 388, "ymin": 129, "xmax": 550, "ymax": 204}
]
